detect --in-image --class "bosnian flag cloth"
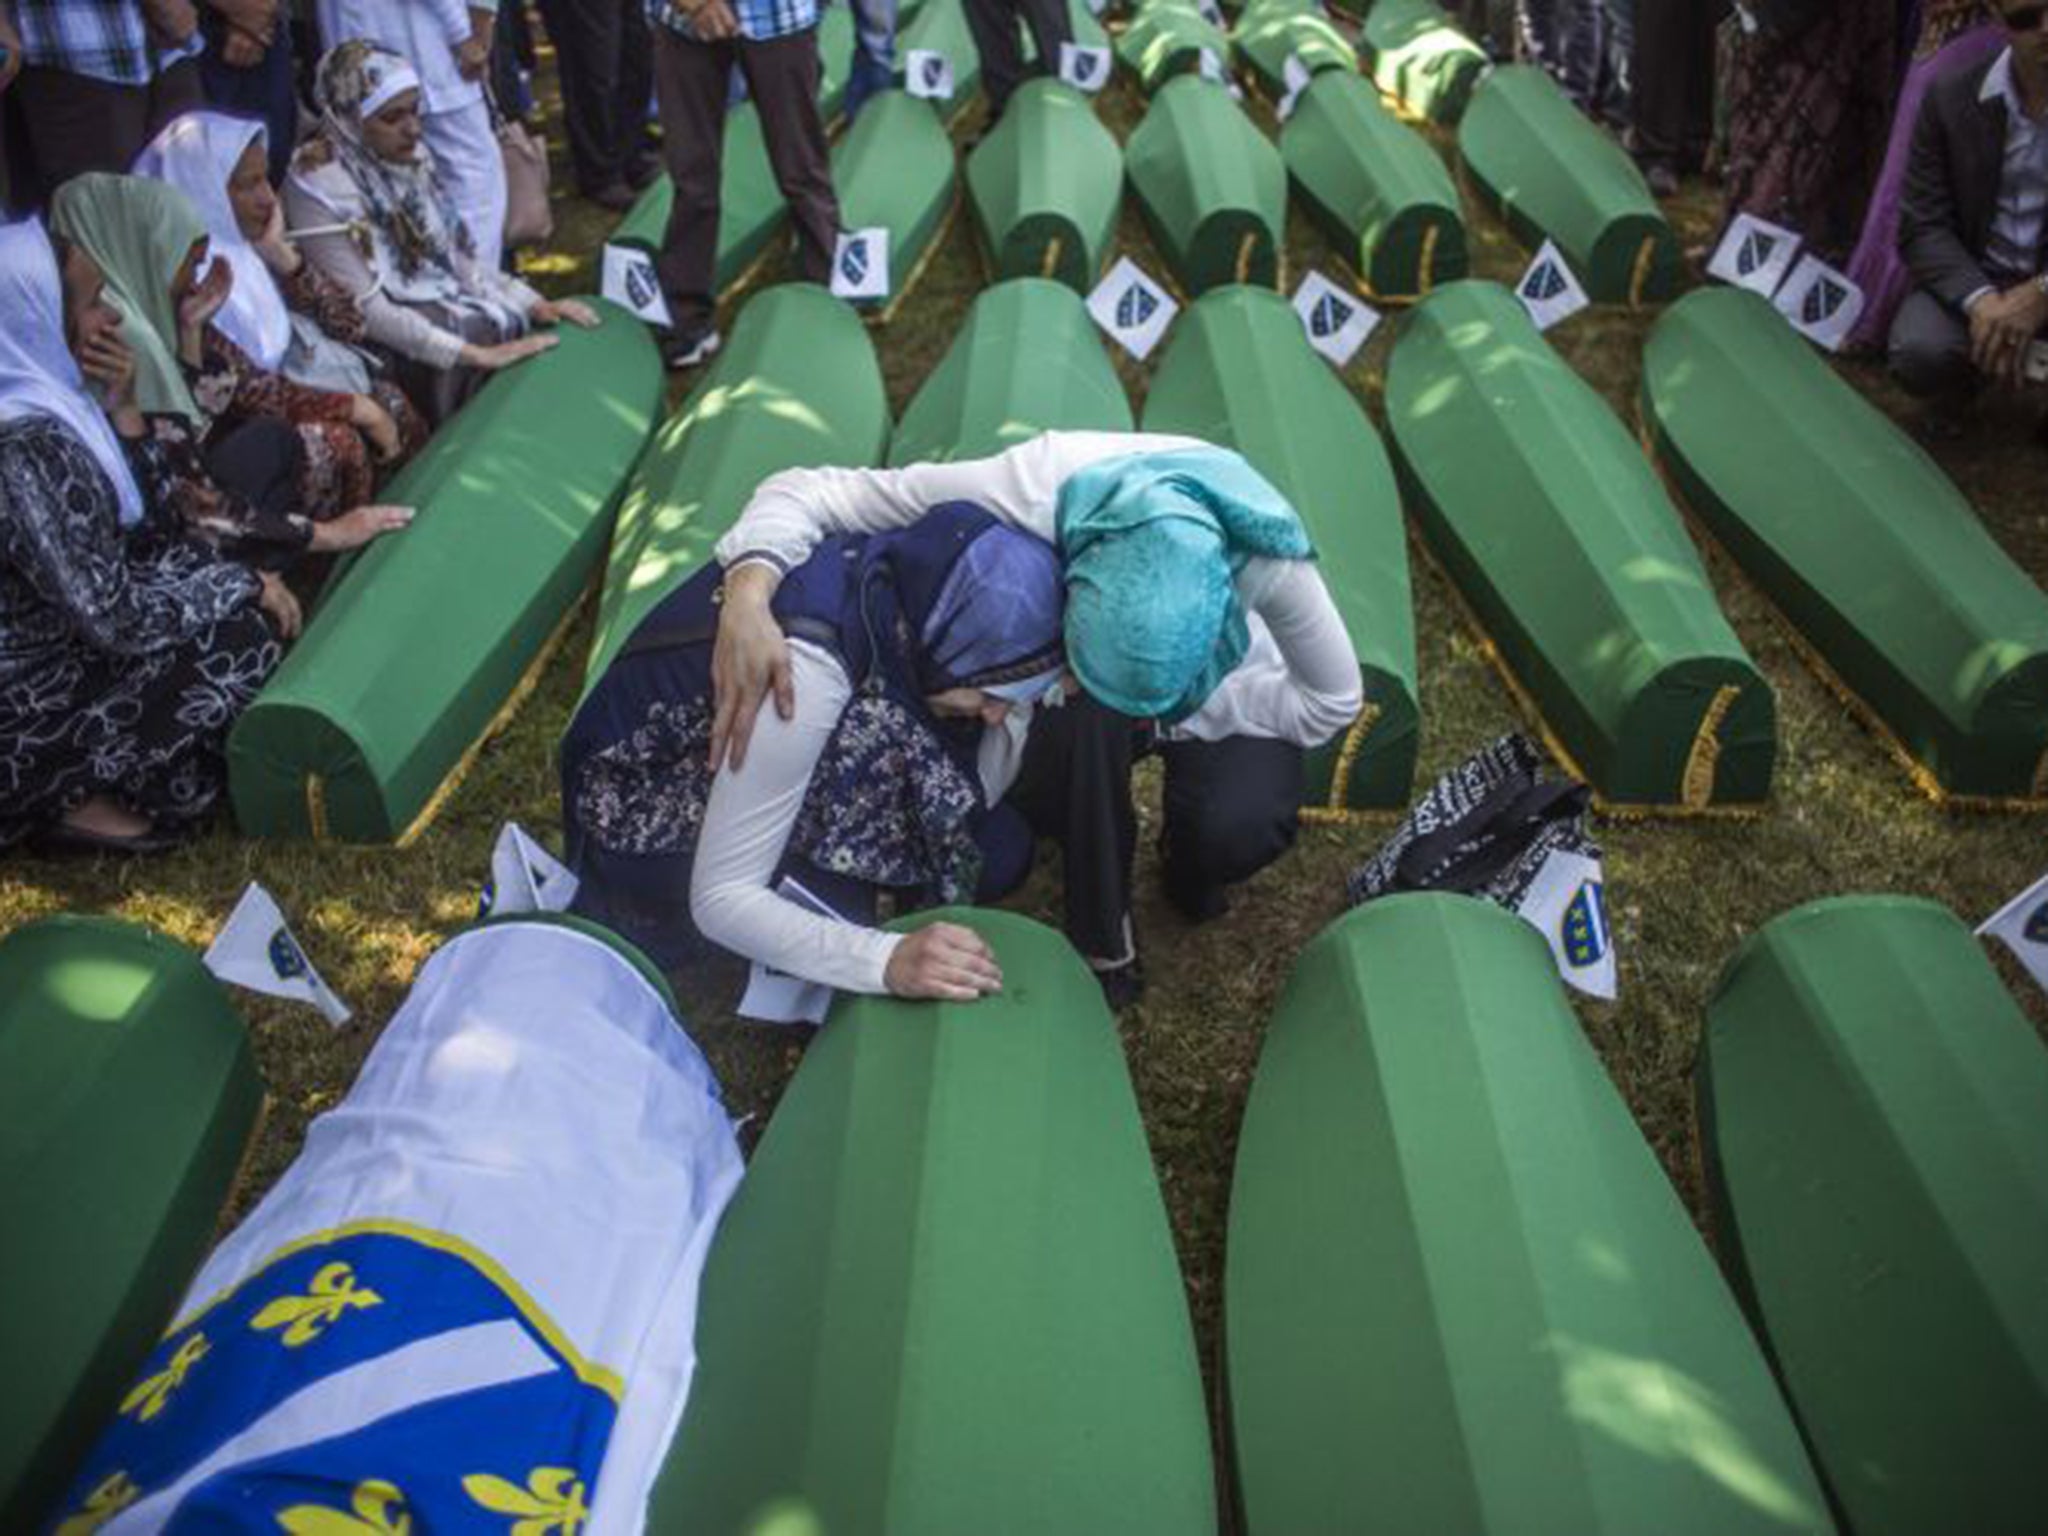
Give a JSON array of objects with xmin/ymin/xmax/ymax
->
[
  {"xmin": 54, "ymin": 921, "xmax": 744, "ymax": 1535},
  {"xmin": 204, "ymin": 881, "xmax": 351, "ymax": 1026}
]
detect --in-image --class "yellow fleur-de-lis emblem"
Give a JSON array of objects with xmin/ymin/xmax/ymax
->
[
  {"xmin": 54, "ymin": 1471, "xmax": 142, "ymax": 1536},
  {"xmin": 462, "ymin": 1466, "xmax": 590, "ymax": 1535},
  {"xmin": 119, "ymin": 1333, "xmax": 209, "ymax": 1422},
  {"xmin": 276, "ymin": 1477, "xmax": 411, "ymax": 1535},
  {"xmin": 252, "ymin": 1261, "xmax": 384, "ymax": 1347}
]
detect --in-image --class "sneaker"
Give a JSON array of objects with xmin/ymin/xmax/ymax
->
[{"xmin": 659, "ymin": 324, "xmax": 722, "ymax": 371}]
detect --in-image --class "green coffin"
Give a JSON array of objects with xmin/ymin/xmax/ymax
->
[
  {"xmin": 229, "ymin": 306, "xmax": 662, "ymax": 842},
  {"xmin": 890, "ymin": 278, "xmax": 1132, "ymax": 465},
  {"xmin": 1283, "ymin": 70, "xmax": 1466, "ymax": 300},
  {"xmin": 1227, "ymin": 894, "xmax": 1833, "ymax": 1536},
  {"xmin": 586, "ymin": 284, "xmax": 891, "ymax": 687},
  {"xmin": 646, "ymin": 910, "xmax": 1216, "ymax": 1533},
  {"xmin": 1232, "ymin": 0, "xmax": 1354, "ymax": 101},
  {"xmin": 1700, "ymin": 896, "xmax": 2048, "ymax": 1536},
  {"xmin": 1644, "ymin": 288, "xmax": 2048, "ymax": 802},
  {"xmin": 896, "ymin": 0, "xmax": 982, "ymax": 114},
  {"xmin": 965, "ymin": 78, "xmax": 1123, "ymax": 290},
  {"xmin": 1021, "ymin": 0, "xmax": 1110, "ymax": 59},
  {"xmin": 1459, "ymin": 64, "xmax": 1679, "ymax": 304},
  {"xmin": 609, "ymin": 106, "xmax": 786, "ymax": 299},
  {"xmin": 1359, "ymin": 0, "xmax": 1487, "ymax": 124},
  {"xmin": 816, "ymin": 2, "xmax": 853, "ymax": 120},
  {"xmin": 1126, "ymin": 75, "xmax": 1287, "ymax": 295},
  {"xmin": 1143, "ymin": 286, "xmax": 1418, "ymax": 810},
  {"xmin": 1116, "ymin": 0, "xmax": 1232, "ymax": 94},
  {"xmin": 0, "ymin": 916, "xmax": 261, "ymax": 1529},
  {"xmin": 1384, "ymin": 281, "xmax": 1773, "ymax": 808},
  {"xmin": 832, "ymin": 89, "xmax": 958, "ymax": 313}
]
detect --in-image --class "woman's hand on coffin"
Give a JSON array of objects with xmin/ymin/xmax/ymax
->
[
  {"xmin": 532, "ymin": 298, "xmax": 599, "ymax": 329},
  {"xmin": 308, "ymin": 502, "xmax": 413, "ymax": 552},
  {"xmin": 885, "ymin": 921, "xmax": 1005, "ymax": 1001},
  {"xmin": 462, "ymin": 332, "xmax": 560, "ymax": 371},
  {"xmin": 709, "ymin": 561, "xmax": 793, "ymax": 772}
]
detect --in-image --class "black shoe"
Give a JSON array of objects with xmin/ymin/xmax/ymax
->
[
  {"xmin": 1092, "ymin": 955, "xmax": 1145, "ymax": 1010},
  {"xmin": 659, "ymin": 323, "xmax": 722, "ymax": 371},
  {"xmin": 625, "ymin": 154, "xmax": 662, "ymax": 193},
  {"xmin": 585, "ymin": 180, "xmax": 637, "ymax": 213}
]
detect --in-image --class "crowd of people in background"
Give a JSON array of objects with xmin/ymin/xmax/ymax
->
[{"xmin": 0, "ymin": 0, "xmax": 2040, "ymax": 894}]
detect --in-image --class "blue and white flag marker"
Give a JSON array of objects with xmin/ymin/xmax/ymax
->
[
  {"xmin": 1276, "ymin": 52, "xmax": 1313, "ymax": 121},
  {"xmin": 1291, "ymin": 269, "xmax": 1380, "ymax": 368},
  {"xmin": 1515, "ymin": 240, "xmax": 1590, "ymax": 332},
  {"xmin": 830, "ymin": 226, "xmax": 891, "ymax": 302},
  {"xmin": 1087, "ymin": 255, "xmax": 1179, "ymax": 361},
  {"xmin": 599, "ymin": 241, "xmax": 672, "ymax": 329},
  {"xmin": 1978, "ymin": 869, "xmax": 2048, "ymax": 994},
  {"xmin": 905, "ymin": 47, "xmax": 955, "ymax": 101},
  {"xmin": 1773, "ymin": 252, "xmax": 1865, "ymax": 353},
  {"xmin": 479, "ymin": 822, "xmax": 579, "ymax": 919},
  {"xmin": 1059, "ymin": 39, "xmax": 1111, "ymax": 92},
  {"xmin": 1706, "ymin": 211, "xmax": 1801, "ymax": 298},
  {"xmin": 1513, "ymin": 847, "xmax": 1618, "ymax": 1000},
  {"xmin": 205, "ymin": 882, "xmax": 351, "ymax": 1026}
]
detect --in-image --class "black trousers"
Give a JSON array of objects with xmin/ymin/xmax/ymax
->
[
  {"xmin": 4, "ymin": 58, "xmax": 202, "ymax": 214},
  {"xmin": 1888, "ymin": 284, "xmax": 2047, "ymax": 404},
  {"xmin": 962, "ymin": 0, "xmax": 1071, "ymax": 119},
  {"xmin": 1630, "ymin": 0, "xmax": 1720, "ymax": 171},
  {"xmin": 1005, "ymin": 693, "xmax": 1303, "ymax": 966},
  {"xmin": 537, "ymin": 0, "xmax": 657, "ymax": 193}
]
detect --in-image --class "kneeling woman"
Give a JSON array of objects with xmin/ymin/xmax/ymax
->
[{"xmin": 562, "ymin": 504, "xmax": 1066, "ymax": 1002}]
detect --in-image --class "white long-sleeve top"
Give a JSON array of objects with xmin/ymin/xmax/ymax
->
[
  {"xmin": 689, "ymin": 641, "xmax": 1038, "ymax": 996},
  {"xmin": 714, "ymin": 430, "xmax": 1365, "ymax": 748},
  {"xmin": 315, "ymin": 0, "xmax": 486, "ymax": 113}
]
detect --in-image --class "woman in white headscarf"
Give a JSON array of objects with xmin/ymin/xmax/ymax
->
[
  {"xmin": 285, "ymin": 40, "xmax": 594, "ymax": 421},
  {"xmin": 134, "ymin": 112, "xmax": 431, "ymax": 516},
  {"xmin": 0, "ymin": 219, "xmax": 297, "ymax": 855}
]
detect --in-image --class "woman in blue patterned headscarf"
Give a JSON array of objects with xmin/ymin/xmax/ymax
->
[{"xmin": 562, "ymin": 502, "xmax": 1065, "ymax": 1004}]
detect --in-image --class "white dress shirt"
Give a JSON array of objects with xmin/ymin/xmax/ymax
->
[
  {"xmin": 1969, "ymin": 49, "xmax": 2048, "ymax": 305},
  {"xmin": 315, "ymin": 0, "xmax": 484, "ymax": 113}
]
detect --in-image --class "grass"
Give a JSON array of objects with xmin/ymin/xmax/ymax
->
[{"xmin": 5, "ymin": 27, "xmax": 2043, "ymax": 1518}]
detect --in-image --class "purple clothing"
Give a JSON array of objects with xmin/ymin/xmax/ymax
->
[{"xmin": 1846, "ymin": 24, "xmax": 2005, "ymax": 348}]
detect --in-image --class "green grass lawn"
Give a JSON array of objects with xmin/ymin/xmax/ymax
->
[{"xmin": 4, "ymin": 35, "xmax": 2042, "ymax": 1512}]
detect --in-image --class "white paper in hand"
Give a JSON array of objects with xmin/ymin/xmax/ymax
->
[
  {"xmin": 1515, "ymin": 240, "xmax": 1590, "ymax": 331},
  {"xmin": 1291, "ymin": 270, "xmax": 1380, "ymax": 367},
  {"xmin": 1705, "ymin": 211, "xmax": 1801, "ymax": 298},
  {"xmin": 831, "ymin": 226, "xmax": 892, "ymax": 302},
  {"xmin": 905, "ymin": 47, "xmax": 955, "ymax": 100},
  {"xmin": 738, "ymin": 877, "xmax": 849, "ymax": 1025},
  {"xmin": 1512, "ymin": 848, "xmax": 1618, "ymax": 1001},
  {"xmin": 1977, "ymin": 870, "xmax": 2048, "ymax": 995},
  {"xmin": 599, "ymin": 242, "xmax": 672, "ymax": 329},
  {"xmin": 1087, "ymin": 256, "xmax": 1179, "ymax": 361},
  {"xmin": 1773, "ymin": 253, "xmax": 1865, "ymax": 352},
  {"xmin": 205, "ymin": 882, "xmax": 352, "ymax": 1026},
  {"xmin": 480, "ymin": 821, "xmax": 579, "ymax": 918},
  {"xmin": 1059, "ymin": 40, "xmax": 1111, "ymax": 92}
]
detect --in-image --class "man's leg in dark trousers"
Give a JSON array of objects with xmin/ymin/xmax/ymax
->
[
  {"xmin": 963, "ymin": 0, "xmax": 1066, "ymax": 120},
  {"xmin": 1157, "ymin": 735, "xmax": 1304, "ymax": 922},
  {"xmin": 1630, "ymin": 0, "xmax": 1716, "ymax": 176},
  {"xmin": 652, "ymin": 27, "xmax": 734, "ymax": 331},
  {"xmin": 739, "ymin": 29, "xmax": 840, "ymax": 285},
  {"xmin": 539, "ymin": 0, "xmax": 627, "ymax": 193},
  {"xmin": 9, "ymin": 68, "xmax": 150, "ymax": 209},
  {"xmin": 1004, "ymin": 693, "xmax": 1149, "ymax": 970}
]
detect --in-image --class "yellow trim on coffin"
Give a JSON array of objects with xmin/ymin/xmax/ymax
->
[
  {"xmin": 1406, "ymin": 524, "xmax": 1766, "ymax": 821},
  {"xmin": 165, "ymin": 1217, "xmax": 627, "ymax": 1404},
  {"xmin": 1634, "ymin": 411, "xmax": 2048, "ymax": 816}
]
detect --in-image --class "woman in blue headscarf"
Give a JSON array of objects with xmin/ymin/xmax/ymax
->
[
  {"xmin": 699, "ymin": 431, "xmax": 1363, "ymax": 1006},
  {"xmin": 562, "ymin": 501, "xmax": 1068, "ymax": 1003}
]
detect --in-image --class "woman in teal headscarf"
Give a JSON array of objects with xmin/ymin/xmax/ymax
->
[
  {"xmin": 699, "ymin": 431, "xmax": 1363, "ymax": 1006},
  {"xmin": 50, "ymin": 173, "xmax": 412, "ymax": 570}
]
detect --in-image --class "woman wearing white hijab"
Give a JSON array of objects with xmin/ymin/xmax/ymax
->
[
  {"xmin": 0, "ymin": 219, "xmax": 297, "ymax": 855},
  {"xmin": 134, "ymin": 114, "xmax": 433, "ymax": 516},
  {"xmin": 285, "ymin": 40, "xmax": 592, "ymax": 421}
]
